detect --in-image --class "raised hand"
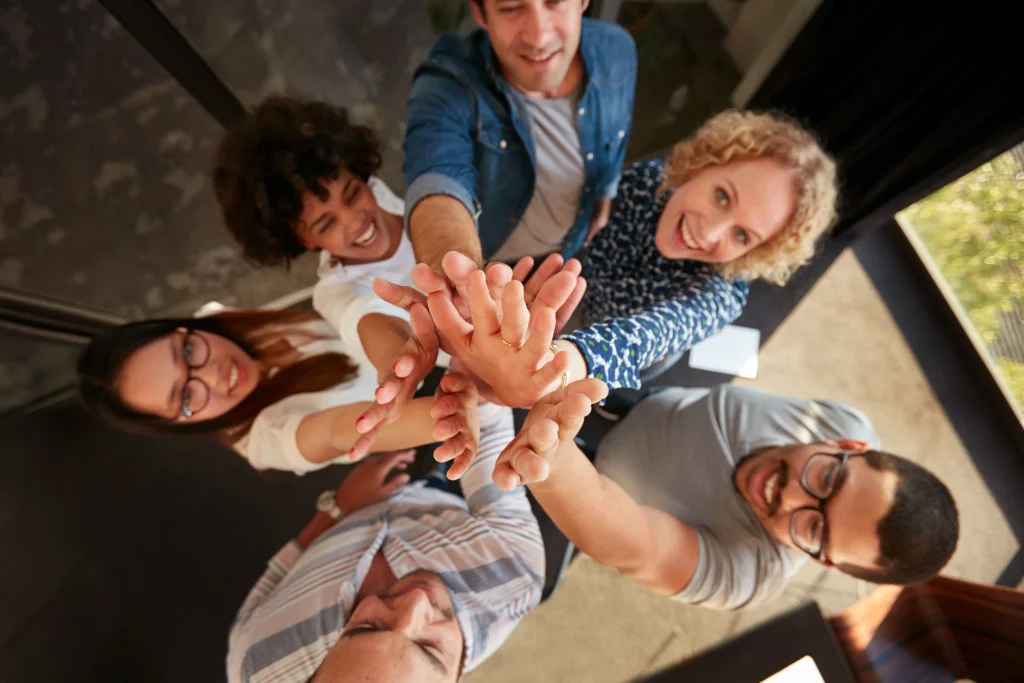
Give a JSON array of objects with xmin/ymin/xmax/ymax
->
[
  {"xmin": 430, "ymin": 372, "xmax": 481, "ymax": 481},
  {"xmin": 334, "ymin": 449, "xmax": 416, "ymax": 514},
  {"xmin": 427, "ymin": 270, "xmax": 571, "ymax": 408},
  {"xmin": 492, "ymin": 378, "xmax": 608, "ymax": 491},
  {"xmin": 351, "ymin": 303, "xmax": 438, "ymax": 458}
]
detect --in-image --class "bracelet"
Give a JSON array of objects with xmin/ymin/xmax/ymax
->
[{"xmin": 550, "ymin": 342, "xmax": 570, "ymax": 391}]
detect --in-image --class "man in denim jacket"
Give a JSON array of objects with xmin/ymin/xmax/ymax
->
[{"xmin": 402, "ymin": 0, "xmax": 637, "ymax": 272}]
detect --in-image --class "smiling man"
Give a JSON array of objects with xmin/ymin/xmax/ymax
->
[
  {"xmin": 403, "ymin": 0, "xmax": 637, "ymax": 272},
  {"xmin": 501, "ymin": 382, "xmax": 960, "ymax": 609},
  {"xmin": 227, "ymin": 379, "xmax": 544, "ymax": 682}
]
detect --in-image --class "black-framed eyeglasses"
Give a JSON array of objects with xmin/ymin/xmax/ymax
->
[
  {"xmin": 178, "ymin": 328, "xmax": 211, "ymax": 419},
  {"xmin": 789, "ymin": 451, "xmax": 852, "ymax": 562}
]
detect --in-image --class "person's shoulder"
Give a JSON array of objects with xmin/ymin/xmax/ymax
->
[
  {"xmin": 582, "ymin": 17, "xmax": 635, "ymax": 50},
  {"xmin": 620, "ymin": 159, "xmax": 666, "ymax": 194},
  {"xmin": 424, "ymin": 29, "xmax": 488, "ymax": 73}
]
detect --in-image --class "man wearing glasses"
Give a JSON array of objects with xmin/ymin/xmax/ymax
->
[{"xmin": 503, "ymin": 382, "xmax": 960, "ymax": 609}]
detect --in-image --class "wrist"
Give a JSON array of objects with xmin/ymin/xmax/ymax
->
[{"xmin": 552, "ymin": 339, "xmax": 588, "ymax": 382}]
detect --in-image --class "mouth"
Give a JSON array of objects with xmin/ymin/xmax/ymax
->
[
  {"xmin": 228, "ymin": 360, "xmax": 245, "ymax": 393},
  {"xmin": 747, "ymin": 461, "xmax": 783, "ymax": 515},
  {"xmin": 677, "ymin": 216, "xmax": 705, "ymax": 252},
  {"xmin": 520, "ymin": 49, "xmax": 560, "ymax": 69},
  {"xmin": 351, "ymin": 220, "xmax": 378, "ymax": 248}
]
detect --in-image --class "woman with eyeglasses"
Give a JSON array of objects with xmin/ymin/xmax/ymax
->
[{"xmin": 75, "ymin": 305, "xmax": 478, "ymax": 476}]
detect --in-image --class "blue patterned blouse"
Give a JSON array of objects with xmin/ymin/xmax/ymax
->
[{"xmin": 560, "ymin": 160, "xmax": 750, "ymax": 389}]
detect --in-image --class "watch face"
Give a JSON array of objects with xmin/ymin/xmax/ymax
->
[{"xmin": 316, "ymin": 490, "xmax": 337, "ymax": 512}]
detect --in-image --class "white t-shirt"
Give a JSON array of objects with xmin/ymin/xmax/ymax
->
[
  {"xmin": 234, "ymin": 320, "xmax": 381, "ymax": 474},
  {"xmin": 312, "ymin": 177, "xmax": 415, "ymax": 367}
]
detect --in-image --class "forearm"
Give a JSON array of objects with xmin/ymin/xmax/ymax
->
[
  {"xmin": 295, "ymin": 512, "xmax": 337, "ymax": 549},
  {"xmin": 551, "ymin": 339, "xmax": 590, "ymax": 384},
  {"xmin": 409, "ymin": 194, "xmax": 483, "ymax": 273},
  {"xmin": 329, "ymin": 396, "xmax": 437, "ymax": 454},
  {"xmin": 357, "ymin": 313, "xmax": 413, "ymax": 379},
  {"xmin": 528, "ymin": 440, "xmax": 653, "ymax": 571}
]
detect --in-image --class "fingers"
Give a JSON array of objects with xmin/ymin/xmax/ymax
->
[
  {"xmin": 561, "ymin": 258, "xmax": 583, "ymax": 277},
  {"xmin": 522, "ymin": 306, "xmax": 557, "ymax": 364},
  {"xmin": 523, "ymin": 254, "xmax": 564, "ymax": 303},
  {"xmin": 554, "ymin": 277, "xmax": 586, "ymax": 334},
  {"xmin": 427, "ymin": 291, "xmax": 473, "ymax": 346},
  {"xmin": 500, "ymin": 280, "xmax": 529, "ymax": 347},
  {"xmin": 381, "ymin": 470, "xmax": 412, "ymax": 494},
  {"xmin": 493, "ymin": 419, "xmax": 559, "ymax": 489},
  {"xmin": 531, "ymin": 270, "xmax": 578, "ymax": 314},
  {"xmin": 533, "ymin": 349, "xmax": 572, "ymax": 389},
  {"xmin": 377, "ymin": 448, "xmax": 416, "ymax": 472},
  {"xmin": 434, "ymin": 431, "xmax": 470, "ymax": 461},
  {"xmin": 432, "ymin": 414, "xmax": 464, "ymax": 442},
  {"xmin": 564, "ymin": 377, "xmax": 611, "ymax": 404},
  {"xmin": 374, "ymin": 375, "xmax": 403, "ymax": 405},
  {"xmin": 551, "ymin": 391, "xmax": 595, "ymax": 440},
  {"xmin": 445, "ymin": 446, "xmax": 476, "ymax": 481},
  {"xmin": 373, "ymin": 278, "xmax": 426, "ymax": 312},
  {"xmin": 441, "ymin": 251, "xmax": 479, "ymax": 292},
  {"xmin": 408, "ymin": 302, "xmax": 439, "ymax": 356},
  {"xmin": 466, "ymin": 270, "xmax": 501, "ymax": 336},
  {"xmin": 510, "ymin": 256, "xmax": 535, "ymax": 283},
  {"xmin": 356, "ymin": 402, "xmax": 390, "ymax": 434},
  {"xmin": 410, "ymin": 263, "xmax": 450, "ymax": 295},
  {"xmin": 439, "ymin": 371, "xmax": 474, "ymax": 396}
]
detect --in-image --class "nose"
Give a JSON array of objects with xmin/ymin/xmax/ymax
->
[
  {"xmin": 388, "ymin": 588, "xmax": 435, "ymax": 634},
  {"xmin": 702, "ymin": 213, "xmax": 732, "ymax": 245},
  {"xmin": 194, "ymin": 359, "xmax": 227, "ymax": 394},
  {"xmin": 522, "ymin": 5, "xmax": 553, "ymax": 48},
  {"xmin": 776, "ymin": 475, "xmax": 819, "ymax": 516}
]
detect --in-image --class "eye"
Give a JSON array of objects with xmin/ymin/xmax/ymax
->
[
  {"xmin": 182, "ymin": 336, "xmax": 194, "ymax": 362},
  {"xmin": 715, "ymin": 187, "xmax": 729, "ymax": 207},
  {"xmin": 316, "ymin": 218, "xmax": 335, "ymax": 235},
  {"xmin": 734, "ymin": 227, "xmax": 749, "ymax": 245}
]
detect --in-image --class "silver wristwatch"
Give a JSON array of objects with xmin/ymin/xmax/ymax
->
[{"xmin": 316, "ymin": 490, "xmax": 344, "ymax": 521}]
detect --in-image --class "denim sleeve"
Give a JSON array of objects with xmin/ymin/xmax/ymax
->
[
  {"xmin": 562, "ymin": 275, "xmax": 749, "ymax": 390},
  {"xmin": 597, "ymin": 38, "xmax": 637, "ymax": 201},
  {"xmin": 402, "ymin": 70, "xmax": 481, "ymax": 230}
]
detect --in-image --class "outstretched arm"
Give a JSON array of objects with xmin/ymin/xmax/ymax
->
[{"xmin": 499, "ymin": 378, "xmax": 702, "ymax": 596}]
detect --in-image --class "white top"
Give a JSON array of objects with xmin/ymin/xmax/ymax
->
[
  {"xmin": 234, "ymin": 320, "xmax": 381, "ymax": 474},
  {"xmin": 312, "ymin": 177, "xmax": 415, "ymax": 367}
]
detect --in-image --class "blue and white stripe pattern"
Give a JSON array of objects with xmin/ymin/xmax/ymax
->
[
  {"xmin": 227, "ymin": 404, "xmax": 543, "ymax": 681},
  {"xmin": 562, "ymin": 160, "xmax": 750, "ymax": 390}
]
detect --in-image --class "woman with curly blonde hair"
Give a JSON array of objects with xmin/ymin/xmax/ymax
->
[
  {"xmin": 548, "ymin": 109, "xmax": 839, "ymax": 391},
  {"xmin": 363, "ymin": 110, "xmax": 838, "ymax": 409}
]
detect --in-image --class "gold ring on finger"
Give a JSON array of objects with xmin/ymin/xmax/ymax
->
[{"xmin": 500, "ymin": 336, "xmax": 525, "ymax": 349}]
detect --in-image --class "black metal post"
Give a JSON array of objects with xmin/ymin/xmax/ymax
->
[{"xmin": 98, "ymin": 0, "xmax": 249, "ymax": 129}]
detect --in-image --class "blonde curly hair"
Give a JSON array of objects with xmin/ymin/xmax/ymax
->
[{"xmin": 661, "ymin": 110, "xmax": 838, "ymax": 286}]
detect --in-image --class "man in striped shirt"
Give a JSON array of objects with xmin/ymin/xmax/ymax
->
[{"xmin": 227, "ymin": 374, "xmax": 544, "ymax": 682}]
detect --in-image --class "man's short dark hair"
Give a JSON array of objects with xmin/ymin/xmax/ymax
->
[
  {"xmin": 837, "ymin": 450, "xmax": 959, "ymax": 585},
  {"xmin": 212, "ymin": 96, "xmax": 382, "ymax": 267}
]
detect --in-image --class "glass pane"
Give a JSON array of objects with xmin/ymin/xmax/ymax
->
[
  {"xmin": 1, "ymin": 1, "xmax": 314, "ymax": 319},
  {"xmin": 617, "ymin": 0, "xmax": 741, "ymax": 159},
  {"xmin": 897, "ymin": 148, "xmax": 1024, "ymax": 416},
  {"xmin": 0, "ymin": 332, "xmax": 80, "ymax": 414}
]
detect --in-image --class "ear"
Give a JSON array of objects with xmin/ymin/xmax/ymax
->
[
  {"xmin": 834, "ymin": 439, "xmax": 870, "ymax": 452},
  {"xmin": 581, "ymin": 0, "xmax": 591, "ymax": 14},
  {"xmin": 469, "ymin": 0, "xmax": 487, "ymax": 29}
]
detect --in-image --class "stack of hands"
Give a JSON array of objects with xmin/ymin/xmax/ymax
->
[{"xmin": 350, "ymin": 251, "xmax": 610, "ymax": 491}]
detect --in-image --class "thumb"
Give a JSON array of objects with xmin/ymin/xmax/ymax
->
[{"xmin": 381, "ymin": 471, "xmax": 411, "ymax": 495}]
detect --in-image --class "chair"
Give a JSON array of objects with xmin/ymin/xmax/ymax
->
[{"xmin": 828, "ymin": 575, "xmax": 1024, "ymax": 683}]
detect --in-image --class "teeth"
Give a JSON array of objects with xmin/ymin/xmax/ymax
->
[
  {"xmin": 353, "ymin": 221, "xmax": 377, "ymax": 246},
  {"xmin": 524, "ymin": 53, "xmax": 553, "ymax": 62},
  {"xmin": 678, "ymin": 217, "xmax": 701, "ymax": 250},
  {"xmin": 764, "ymin": 471, "xmax": 779, "ymax": 508},
  {"xmin": 229, "ymin": 363, "xmax": 239, "ymax": 390}
]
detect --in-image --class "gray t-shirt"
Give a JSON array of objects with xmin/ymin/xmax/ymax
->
[
  {"xmin": 491, "ymin": 88, "xmax": 585, "ymax": 261},
  {"xmin": 595, "ymin": 384, "xmax": 881, "ymax": 610}
]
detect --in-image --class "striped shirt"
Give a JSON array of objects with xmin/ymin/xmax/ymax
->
[{"xmin": 226, "ymin": 404, "xmax": 544, "ymax": 681}]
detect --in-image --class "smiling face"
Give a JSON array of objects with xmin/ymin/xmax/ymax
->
[
  {"xmin": 296, "ymin": 171, "xmax": 401, "ymax": 265},
  {"xmin": 733, "ymin": 441, "xmax": 898, "ymax": 572},
  {"xmin": 115, "ymin": 328, "xmax": 261, "ymax": 423},
  {"xmin": 471, "ymin": 0, "xmax": 588, "ymax": 98},
  {"xmin": 654, "ymin": 158, "xmax": 797, "ymax": 265},
  {"xmin": 313, "ymin": 571, "xmax": 463, "ymax": 683}
]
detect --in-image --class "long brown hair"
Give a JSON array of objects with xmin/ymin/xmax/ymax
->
[{"xmin": 77, "ymin": 308, "xmax": 358, "ymax": 445}]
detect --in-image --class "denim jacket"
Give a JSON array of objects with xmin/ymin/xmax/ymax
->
[{"xmin": 403, "ymin": 18, "xmax": 637, "ymax": 260}]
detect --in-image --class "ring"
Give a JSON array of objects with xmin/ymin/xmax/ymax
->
[{"xmin": 500, "ymin": 336, "xmax": 525, "ymax": 349}]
